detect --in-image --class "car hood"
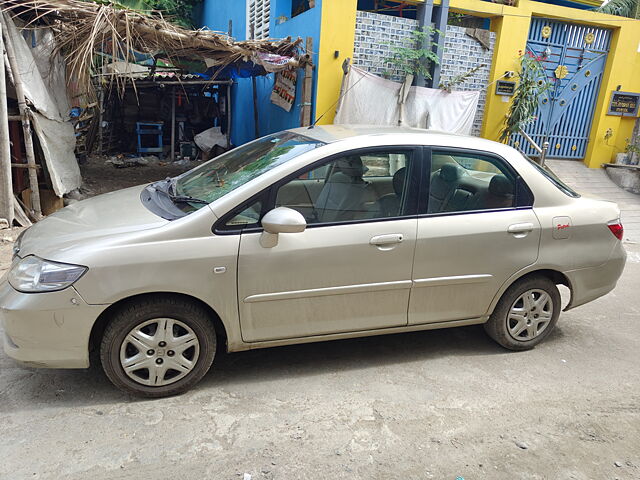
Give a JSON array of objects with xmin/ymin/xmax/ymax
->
[{"xmin": 18, "ymin": 185, "xmax": 168, "ymax": 259}]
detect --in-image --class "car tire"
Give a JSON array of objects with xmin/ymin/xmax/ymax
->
[
  {"xmin": 100, "ymin": 296, "xmax": 216, "ymax": 398},
  {"xmin": 484, "ymin": 276, "xmax": 561, "ymax": 351}
]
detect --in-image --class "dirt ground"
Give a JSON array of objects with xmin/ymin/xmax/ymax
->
[
  {"xmin": 78, "ymin": 155, "xmax": 197, "ymax": 197},
  {"xmin": 1, "ymin": 228, "xmax": 639, "ymax": 479}
]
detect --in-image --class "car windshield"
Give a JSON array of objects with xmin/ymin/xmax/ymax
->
[
  {"xmin": 174, "ymin": 132, "xmax": 325, "ymax": 211},
  {"xmin": 524, "ymin": 155, "xmax": 580, "ymax": 198}
]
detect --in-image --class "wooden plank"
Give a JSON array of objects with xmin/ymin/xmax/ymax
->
[{"xmin": 11, "ymin": 163, "xmax": 40, "ymax": 169}]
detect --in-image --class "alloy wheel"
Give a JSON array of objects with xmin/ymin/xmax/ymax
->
[{"xmin": 507, "ymin": 289, "xmax": 554, "ymax": 342}]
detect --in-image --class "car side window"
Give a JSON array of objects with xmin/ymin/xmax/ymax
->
[
  {"xmin": 274, "ymin": 151, "xmax": 414, "ymax": 224},
  {"xmin": 427, "ymin": 151, "xmax": 518, "ymax": 214}
]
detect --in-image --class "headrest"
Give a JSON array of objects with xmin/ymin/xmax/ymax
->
[
  {"xmin": 489, "ymin": 174, "xmax": 514, "ymax": 196},
  {"xmin": 334, "ymin": 155, "xmax": 368, "ymax": 177},
  {"xmin": 439, "ymin": 163, "xmax": 461, "ymax": 182},
  {"xmin": 392, "ymin": 167, "xmax": 406, "ymax": 195}
]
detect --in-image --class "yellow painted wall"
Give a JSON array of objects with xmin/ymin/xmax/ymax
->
[
  {"xmin": 317, "ymin": 0, "xmax": 640, "ymax": 168},
  {"xmin": 315, "ymin": 0, "xmax": 358, "ymax": 125},
  {"xmin": 585, "ymin": 25, "xmax": 640, "ymax": 167}
]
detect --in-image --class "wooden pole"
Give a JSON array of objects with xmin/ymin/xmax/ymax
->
[
  {"xmin": 226, "ymin": 83, "xmax": 232, "ymax": 148},
  {"xmin": 0, "ymin": 20, "xmax": 14, "ymax": 225},
  {"xmin": 250, "ymin": 23, "xmax": 259, "ymax": 139},
  {"xmin": 300, "ymin": 37, "xmax": 313, "ymax": 127},
  {"xmin": 97, "ymin": 85, "xmax": 104, "ymax": 155},
  {"xmin": 170, "ymin": 86, "xmax": 176, "ymax": 161},
  {"xmin": 1, "ymin": 13, "xmax": 42, "ymax": 219}
]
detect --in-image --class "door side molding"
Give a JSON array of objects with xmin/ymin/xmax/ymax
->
[
  {"xmin": 244, "ymin": 280, "xmax": 413, "ymax": 303},
  {"xmin": 413, "ymin": 274, "xmax": 493, "ymax": 288}
]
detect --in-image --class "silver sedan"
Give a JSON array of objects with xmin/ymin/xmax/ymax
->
[{"xmin": 2, "ymin": 126, "xmax": 626, "ymax": 397}]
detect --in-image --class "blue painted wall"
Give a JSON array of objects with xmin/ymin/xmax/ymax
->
[{"xmin": 202, "ymin": 0, "xmax": 321, "ymax": 146}]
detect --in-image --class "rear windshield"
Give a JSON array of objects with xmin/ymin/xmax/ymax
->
[{"xmin": 525, "ymin": 157, "xmax": 580, "ymax": 198}]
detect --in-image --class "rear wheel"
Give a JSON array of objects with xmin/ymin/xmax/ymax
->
[
  {"xmin": 100, "ymin": 297, "xmax": 216, "ymax": 397},
  {"xmin": 484, "ymin": 276, "xmax": 561, "ymax": 351}
]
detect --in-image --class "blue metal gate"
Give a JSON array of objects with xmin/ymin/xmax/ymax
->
[{"xmin": 512, "ymin": 18, "xmax": 611, "ymax": 160}]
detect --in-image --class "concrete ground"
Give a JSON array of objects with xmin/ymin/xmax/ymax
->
[{"xmin": 1, "ymin": 161, "xmax": 640, "ymax": 480}]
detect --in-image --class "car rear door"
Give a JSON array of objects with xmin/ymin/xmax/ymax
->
[{"xmin": 409, "ymin": 148, "xmax": 541, "ymax": 325}]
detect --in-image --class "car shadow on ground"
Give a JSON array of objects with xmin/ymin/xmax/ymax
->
[
  {"xmin": 1, "ymin": 324, "xmax": 567, "ymax": 410},
  {"xmin": 202, "ymin": 323, "xmax": 567, "ymax": 388}
]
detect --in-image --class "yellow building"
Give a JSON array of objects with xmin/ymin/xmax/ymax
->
[{"xmin": 315, "ymin": 0, "xmax": 640, "ymax": 168}]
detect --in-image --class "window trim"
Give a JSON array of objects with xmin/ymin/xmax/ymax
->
[
  {"xmin": 418, "ymin": 146, "xmax": 535, "ymax": 218},
  {"xmin": 213, "ymin": 145, "xmax": 424, "ymax": 235}
]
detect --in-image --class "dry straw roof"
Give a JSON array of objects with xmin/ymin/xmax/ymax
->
[{"xmin": 2, "ymin": 0, "xmax": 306, "ymax": 93}]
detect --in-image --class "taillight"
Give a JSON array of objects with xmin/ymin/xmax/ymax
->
[{"xmin": 607, "ymin": 221, "xmax": 624, "ymax": 241}]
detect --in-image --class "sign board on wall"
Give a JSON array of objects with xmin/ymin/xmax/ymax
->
[
  {"xmin": 271, "ymin": 70, "xmax": 297, "ymax": 112},
  {"xmin": 495, "ymin": 80, "xmax": 516, "ymax": 96},
  {"xmin": 607, "ymin": 91, "xmax": 640, "ymax": 117}
]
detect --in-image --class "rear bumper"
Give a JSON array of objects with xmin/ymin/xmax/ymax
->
[
  {"xmin": 564, "ymin": 243, "xmax": 627, "ymax": 310},
  {"xmin": 0, "ymin": 281, "xmax": 106, "ymax": 368}
]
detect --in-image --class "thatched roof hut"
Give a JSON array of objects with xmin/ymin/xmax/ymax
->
[{"xmin": 2, "ymin": 0, "xmax": 308, "ymax": 95}]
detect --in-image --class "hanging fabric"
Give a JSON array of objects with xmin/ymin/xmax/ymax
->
[{"xmin": 334, "ymin": 66, "xmax": 480, "ymax": 135}]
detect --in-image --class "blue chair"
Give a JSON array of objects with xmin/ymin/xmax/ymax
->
[{"xmin": 136, "ymin": 122, "xmax": 164, "ymax": 156}]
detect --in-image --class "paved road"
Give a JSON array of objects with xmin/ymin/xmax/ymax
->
[{"xmin": 1, "ymin": 243, "xmax": 639, "ymax": 480}]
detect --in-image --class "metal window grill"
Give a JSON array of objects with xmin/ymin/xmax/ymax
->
[{"xmin": 247, "ymin": 0, "xmax": 271, "ymax": 39}]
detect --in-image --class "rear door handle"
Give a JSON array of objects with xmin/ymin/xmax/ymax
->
[
  {"xmin": 370, "ymin": 234, "xmax": 403, "ymax": 246},
  {"xmin": 507, "ymin": 222, "xmax": 534, "ymax": 234}
]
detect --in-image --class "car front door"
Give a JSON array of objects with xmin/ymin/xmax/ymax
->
[
  {"xmin": 409, "ymin": 148, "xmax": 541, "ymax": 325},
  {"xmin": 229, "ymin": 148, "xmax": 420, "ymax": 342}
]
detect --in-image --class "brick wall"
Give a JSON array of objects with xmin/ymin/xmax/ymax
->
[{"xmin": 352, "ymin": 10, "xmax": 496, "ymax": 136}]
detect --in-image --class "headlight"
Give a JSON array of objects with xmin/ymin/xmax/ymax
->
[{"xmin": 8, "ymin": 256, "xmax": 87, "ymax": 293}]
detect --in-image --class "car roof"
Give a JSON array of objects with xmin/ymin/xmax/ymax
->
[{"xmin": 288, "ymin": 124, "xmax": 505, "ymax": 152}]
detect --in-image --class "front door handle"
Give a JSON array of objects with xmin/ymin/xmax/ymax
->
[
  {"xmin": 507, "ymin": 222, "xmax": 534, "ymax": 235},
  {"xmin": 370, "ymin": 234, "xmax": 403, "ymax": 246}
]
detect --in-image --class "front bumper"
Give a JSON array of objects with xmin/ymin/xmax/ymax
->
[{"xmin": 0, "ymin": 281, "xmax": 107, "ymax": 368}]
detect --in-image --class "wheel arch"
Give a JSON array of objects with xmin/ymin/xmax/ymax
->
[
  {"xmin": 88, "ymin": 292, "xmax": 230, "ymax": 358},
  {"xmin": 486, "ymin": 268, "xmax": 573, "ymax": 317}
]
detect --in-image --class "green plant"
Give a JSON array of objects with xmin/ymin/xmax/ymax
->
[
  {"xmin": 596, "ymin": 0, "xmax": 639, "ymax": 19},
  {"xmin": 500, "ymin": 52, "xmax": 551, "ymax": 143},
  {"xmin": 88, "ymin": 0, "xmax": 201, "ymax": 27},
  {"xmin": 439, "ymin": 64, "xmax": 485, "ymax": 93},
  {"xmin": 383, "ymin": 29, "xmax": 441, "ymax": 81},
  {"xmin": 447, "ymin": 12, "xmax": 465, "ymax": 26},
  {"xmin": 625, "ymin": 141, "xmax": 640, "ymax": 156}
]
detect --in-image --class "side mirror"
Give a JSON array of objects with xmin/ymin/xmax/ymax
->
[
  {"xmin": 261, "ymin": 207, "xmax": 307, "ymax": 234},
  {"xmin": 260, "ymin": 207, "xmax": 306, "ymax": 248}
]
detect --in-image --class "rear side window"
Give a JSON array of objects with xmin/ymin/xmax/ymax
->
[
  {"xmin": 427, "ymin": 151, "xmax": 527, "ymax": 214},
  {"xmin": 525, "ymin": 156, "xmax": 580, "ymax": 198}
]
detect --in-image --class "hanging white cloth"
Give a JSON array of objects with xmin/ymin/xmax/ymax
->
[
  {"xmin": 334, "ymin": 66, "xmax": 480, "ymax": 135},
  {"xmin": 5, "ymin": 16, "xmax": 80, "ymax": 196}
]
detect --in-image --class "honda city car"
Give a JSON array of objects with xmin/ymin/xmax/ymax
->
[{"xmin": 1, "ymin": 126, "xmax": 626, "ymax": 397}]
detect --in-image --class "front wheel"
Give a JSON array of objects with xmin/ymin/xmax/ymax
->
[
  {"xmin": 484, "ymin": 276, "xmax": 561, "ymax": 351},
  {"xmin": 100, "ymin": 297, "xmax": 217, "ymax": 397}
]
